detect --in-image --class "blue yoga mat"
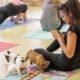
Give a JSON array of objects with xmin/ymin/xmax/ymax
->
[
  {"xmin": 0, "ymin": 18, "xmax": 40, "ymax": 30},
  {"xmin": 22, "ymin": 30, "xmax": 53, "ymax": 40},
  {"xmin": 0, "ymin": 74, "xmax": 27, "ymax": 80}
]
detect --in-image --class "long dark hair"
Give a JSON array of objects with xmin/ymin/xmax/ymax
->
[
  {"xmin": 67, "ymin": 0, "xmax": 80, "ymax": 26},
  {"xmin": 59, "ymin": 0, "xmax": 80, "ymax": 27}
]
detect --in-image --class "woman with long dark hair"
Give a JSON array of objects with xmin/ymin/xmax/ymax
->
[
  {"xmin": 47, "ymin": 0, "xmax": 80, "ymax": 52},
  {"xmin": 0, "ymin": 3, "xmax": 28, "ymax": 24},
  {"xmin": 33, "ymin": 0, "xmax": 80, "ymax": 71}
]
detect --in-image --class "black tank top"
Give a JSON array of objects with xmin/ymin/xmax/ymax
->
[{"xmin": 62, "ymin": 24, "xmax": 80, "ymax": 64}]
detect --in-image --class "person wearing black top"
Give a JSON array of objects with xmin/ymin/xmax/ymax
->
[
  {"xmin": 34, "ymin": 0, "xmax": 80, "ymax": 71},
  {"xmin": 0, "ymin": 3, "xmax": 28, "ymax": 24}
]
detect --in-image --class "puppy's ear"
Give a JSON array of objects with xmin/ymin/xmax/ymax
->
[
  {"xmin": 5, "ymin": 55, "xmax": 10, "ymax": 62},
  {"xmin": 43, "ymin": 61, "xmax": 50, "ymax": 68},
  {"xmin": 45, "ymin": 61, "xmax": 50, "ymax": 66},
  {"xmin": 25, "ymin": 56, "xmax": 29, "ymax": 61},
  {"xmin": 7, "ymin": 51, "xmax": 11, "ymax": 54}
]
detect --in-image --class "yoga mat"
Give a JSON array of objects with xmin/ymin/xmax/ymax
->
[
  {"xmin": 0, "ymin": 42, "xmax": 18, "ymax": 52},
  {"xmin": 22, "ymin": 24, "xmax": 69, "ymax": 40},
  {"xmin": 0, "ymin": 74, "xmax": 27, "ymax": 80},
  {"xmin": 0, "ymin": 18, "xmax": 40, "ymax": 30},
  {"xmin": 31, "ymin": 74, "xmax": 68, "ymax": 80},
  {"xmin": 0, "ymin": 67, "xmax": 79, "ymax": 80},
  {"xmin": 22, "ymin": 69, "xmax": 76, "ymax": 80},
  {"xmin": 22, "ymin": 30, "xmax": 53, "ymax": 40}
]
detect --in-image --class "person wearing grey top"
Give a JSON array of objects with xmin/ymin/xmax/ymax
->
[{"xmin": 40, "ymin": 0, "xmax": 60, "ymax": 31}]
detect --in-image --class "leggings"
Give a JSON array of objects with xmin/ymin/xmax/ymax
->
[
  {"xmin": 0, "ymin": 3, "xmax": 28, "ymax": 24},
  {"xmin": 34, "ymin": 38, "xmax": 80, "ymax": 71},
  {"xmin": 34, "ymin": 48, "xmax": 71, "ymax": 71},
  {"xmin": 47, "ymin": 39, "xmax": 60, "ymax": 52},
  {"xmin": 47, "ymin": 32, "xmax": 66, "ymax": 52}
]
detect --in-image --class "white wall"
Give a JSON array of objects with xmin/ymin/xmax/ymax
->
[{"xmin": 0, "ymin": 0, "xmax": 8, "ymax": 7}]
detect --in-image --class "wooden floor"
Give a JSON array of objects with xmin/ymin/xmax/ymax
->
[{"xmin": 0, "ymin": 6, "xmax": 80, "ymax": 80}]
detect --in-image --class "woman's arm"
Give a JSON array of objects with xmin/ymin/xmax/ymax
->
[{"xmin": 51, "ymin": 30, "xmax": 77, "ymax": 59}]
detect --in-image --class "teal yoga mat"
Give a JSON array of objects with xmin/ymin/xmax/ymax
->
[
  {"xmin": 22, "ymin": 24, "xmax": 69, "ymax": 40},
  {"xmin": 22, "ymin": 30, "xmax": 53, "ymax": 40},
  {"xmin": 0, "ymin": 74, "xmax": 27, "ymax": 80}
]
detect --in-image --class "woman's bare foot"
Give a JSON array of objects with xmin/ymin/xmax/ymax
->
[{"xmin": 15, "ymin": 20, "xmax": 21, "ymax": 24}]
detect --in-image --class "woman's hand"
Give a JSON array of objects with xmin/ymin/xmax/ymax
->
[{"xmin": 51, "ymin": 30, "xmax": 64, "ymax": 41}]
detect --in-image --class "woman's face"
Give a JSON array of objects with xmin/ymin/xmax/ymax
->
[{"xmin": 60, "ymin": 10, "xmax": 72, "ymax": 24}]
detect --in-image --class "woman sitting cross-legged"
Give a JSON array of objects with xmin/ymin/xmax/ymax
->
[{"xmin": 33, "ymin": 0, "xmax": 80, "ymax": 71}]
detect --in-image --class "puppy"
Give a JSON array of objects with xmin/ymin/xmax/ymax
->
[
  {"xmin": 25, "ymin": 49, "xmax": 50, "ymax": 70},
  {"xmin": 5, "ymin": 51, "xmax": 27, "ymax": 76}
]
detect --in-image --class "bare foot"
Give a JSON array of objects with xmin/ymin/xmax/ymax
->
[{"xmin": 15, "ymin": 20, "xmax": 21, "ymax": 24}]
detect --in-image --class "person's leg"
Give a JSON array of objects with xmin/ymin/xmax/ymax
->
[
  {"xmin": 10, "ymin": 16, "xmax": 15, "ymax": 21},
  {"xmin": 47, "ymin": 32, "xmax": 66, "ymax": 52},
  {"xmin": 3, "ymin": 3, "xmax": 28, "ymax": 17},
  {"xmin": 47, "ymin": 39, "xmax": 60, "ymax": 52},
  {"xmin": 17, "ymin": 4, "xmax": 28, "ymax": 15},
  {"xmin": 0, "ymin": 8, "xmax": 8, "ymax": 24},
  {"xmin": 15, "ymin": 13, "xmax": 22, "ymax": 24},
  {"xmin": 34, "ymin": 48, "xmax": 71, "ymax": 71},
  {"xmin": 0, "ymin": 13, "xmax": 8, "ymax": 24},
  {"xmin": 0, "ymin": 3, "xmax": 27, "ymax": 24},
  {"xmin": 23, "ymin": 12, "xmax": 27, "ymax": 21},
  {"xmin": 19, "ymin": 13, "xmax": 24, "ymax": 20}
]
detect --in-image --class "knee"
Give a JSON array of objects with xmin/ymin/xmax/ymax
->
[
  {"xmin": 34, "ymin": 48, "xmax": 45, "ymax": 53},
  {"xmin": 19, "ymin": 4, "xmax": 28, "ymax": 13},
  {"xmin": 25, "ymin": 4, "xmax": 28, "ymax": 11},
  {"xmin": 23, "ymin": 4, "xmax": 28, "ymax": 11}
]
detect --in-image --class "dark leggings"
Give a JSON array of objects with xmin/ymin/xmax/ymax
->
[
  {"xmin": 47, "ymin": 39, "xmax": 60, "ymax": 52},
  {"xmin": 34, "ymin": 48, "xmax": 71, "ymax": 71},
  {"xmin": 34, "ymin": 38, "xmax": 80, "ymax": 71},
  {"xmin": 47, "ymin": 32, "xmax": 66, "ymax": 52},
  {"xmin": 0, "ymin": 3, "xmax": 28, "ymax": 24}
]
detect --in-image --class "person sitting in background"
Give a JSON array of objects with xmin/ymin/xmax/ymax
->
[
  {"xmin": 33, "ymin": 0, "xmax": 80, "ymax": 71},
  {"xmin": 40, "ymin": 0, "xmax": 61, "ymax": 31},
  {"xmin": 9, "ymin": 0, "xmax": 28, "ymax": 24}
]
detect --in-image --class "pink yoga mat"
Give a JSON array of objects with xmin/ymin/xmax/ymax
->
[{"xmin": 0, "ymin": 42, "xmax": 18, "ymax": 52}]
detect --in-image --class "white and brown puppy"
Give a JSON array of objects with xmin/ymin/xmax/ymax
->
[
  {"xmin": 5, "ymin": 51, "xmax": 27, "ymax": 76},
  {"xmin": 25, "ymin": 49, "xmax": 50, "ymax": 70}
]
